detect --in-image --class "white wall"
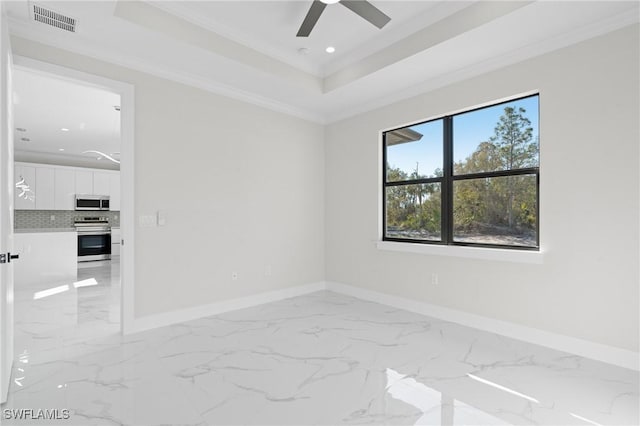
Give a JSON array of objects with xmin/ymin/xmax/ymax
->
[
  {"xmin": 8, "ymin": 24, "xmax": 639, "ymax": 355},
  {"xmin": 325, "ymin": 24, "xmax": 639, "ymax": 353},
  {"xmin": 10, "ymin": 36, "xmax": 325, "ymax": 318}
]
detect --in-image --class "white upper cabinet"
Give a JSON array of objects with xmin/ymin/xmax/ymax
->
[
  {"xmin": 35, "ymin": 167, "xmax": 55, "ymax": 210},
  {"xmin": 14, "ymin": 165, "xmax": 36, "ymax": 210},
  {"xmin": 93, "ymin": 172, "xmax": 111, "ymax": 196},
  {"xmin": 75, "ymin": 170, "xmax": 93, "ymax": 196},
  {"xmin": 15, "ymin": 163, "xmax": 120, "ymax": 211},
  {"xmin": 109, "ymin": 173, "xmax": 121, "ymax": 211},
  {"xmin": 54, "ymin": 169, "xmax": 75, "ymax": 210}
]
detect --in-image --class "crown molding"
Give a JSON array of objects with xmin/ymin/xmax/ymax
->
[
  {"xmin": 8, "ymin": 19, "xmax": 326, "ymax": 124},
  {"xmin": 324, "ymin": 9, "xmax": 640, "ymax": 124},
  {"xmin": 146, "ymin": 0, "xmax": 323, "ymax": 78},
  {"xmin": 319, "ymin": 0, "xmax": 473, "ymax": 78},
  {"xmin": 8, "ymin": 6, "xmax": 638, "ymax": 126}
]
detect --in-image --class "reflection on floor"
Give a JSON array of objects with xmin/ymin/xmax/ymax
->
[
  {"xmin": 10, "ymin": 260, "xmax": 120, "ymax": 385},
  {"xmin": 3, "ymin": 287, "xmax": 638, "ymax": 425}
]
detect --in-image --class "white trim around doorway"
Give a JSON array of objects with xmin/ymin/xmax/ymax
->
[{"xmin": 12, "ymin": 55, "xmax": 135, "ymax": 335}]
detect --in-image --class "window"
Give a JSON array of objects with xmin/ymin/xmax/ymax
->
[{"xmin": 383, "ymin": 94, "xmax": 539, "ymax": 250}]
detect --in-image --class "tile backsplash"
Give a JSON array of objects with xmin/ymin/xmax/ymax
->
[{"xmin": 15, "ymin": 210, "xmax": 120, "ymax": 229}]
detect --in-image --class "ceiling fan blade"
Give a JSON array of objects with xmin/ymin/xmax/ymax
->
[
  {"xmin": 297, "ymin": 0, "xmax": 328, "ymax": 37},
  {"xmin": 340, "ymin": 0, "xmax": 391, "ymax": 29}
]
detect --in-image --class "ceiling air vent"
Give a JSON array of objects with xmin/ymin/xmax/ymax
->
[{"xmin": 32, "ymin": 4, "xmax": 76, "ymax": 33}]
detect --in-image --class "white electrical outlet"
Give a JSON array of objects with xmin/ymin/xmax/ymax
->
[
  {"xmin": 431, "ymin": 273, "xmax": 439, "ymax": 285},
  {"xmin": 231, "ymin": 272, "xmax": 238, "ymax": 281},
  {"xmin": 265, "ymin": 265, "xmax": 272, "ymax": 276},
  {"xmin": 50, "ymin": 215, "xmax": 55, "ymax": 221}
]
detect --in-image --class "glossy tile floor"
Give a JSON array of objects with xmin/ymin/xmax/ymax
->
[{"xmin": 3, "ymin": 268, "xmax": 638, "ymax": 425}]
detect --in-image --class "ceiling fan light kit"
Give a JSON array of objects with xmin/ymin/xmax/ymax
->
[{"xmin": 297, "ymin": 0, "xmax": 391, "ymax": 37}]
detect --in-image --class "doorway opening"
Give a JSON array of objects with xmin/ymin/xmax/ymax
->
[{"xmin": 10, "ymin": 56, "xmax": 135, "ymax": 354}]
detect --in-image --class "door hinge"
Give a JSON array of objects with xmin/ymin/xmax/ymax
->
[{"xmin": 0, "ymin": 253, "xmax": 5, "ymax": 264}]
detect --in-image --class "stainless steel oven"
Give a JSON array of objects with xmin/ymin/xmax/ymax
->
[
  {"xmin": 74, "ymin": 217, "xmax": 111, "ymax": 262},
  {"xmin": 75, "ymin": 195, "xmax": 110, "ymax": 211}
]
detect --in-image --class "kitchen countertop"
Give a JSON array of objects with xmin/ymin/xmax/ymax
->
[{"xmin": 15, "ymin": 228, "xmax": 76, "ymax": 233}]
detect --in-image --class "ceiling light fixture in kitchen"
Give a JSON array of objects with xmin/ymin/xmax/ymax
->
[{"xmin": 82, "ymin": 150, "xmax": 120, "ymax": 164}]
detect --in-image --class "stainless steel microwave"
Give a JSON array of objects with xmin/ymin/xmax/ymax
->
[{"xmin": 75, "ymin": 195, "xmax": 110, "ymax": 211}]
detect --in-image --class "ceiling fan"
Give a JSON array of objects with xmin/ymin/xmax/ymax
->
[{"xmin": 297, "ymin": 0, "xmax": 391, "ymax": 37}]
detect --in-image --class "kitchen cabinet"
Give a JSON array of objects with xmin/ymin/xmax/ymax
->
[
  {"xmin": 75, "ymin": 170, "xmax": 93, "ymax": 196},
  {"xmin": 54, "ymin": 169, "xmax": 75, "ymax": 210},
  {"xmin": 15, "ymin": 162, "xmax": 120, "ymax": 211},
  {"xmin": 93, "ymin": 172, "xmax": 111, "ymax": 196},
  {"xmin": 14, "ymin": 231, "xmax": 77, "ymax": 285},
  {"xmin": 14, "ymin": 165, "xmax": 36, "ymax": 210},
  {"xmin": 111, "ymin": 227, "xmax": 121, "ymax": 257},
  {"xmin": 109, "ymin": 173, "xmax": 121, "ymax": 211},
  {"xmin": 35, "ymin": 167, "xmax": 55, "ymax": 210}
]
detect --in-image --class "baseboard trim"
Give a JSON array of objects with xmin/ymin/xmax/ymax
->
[
  {"xmin": 128, "ymin": 281, "xmax": 326, "ymax": 334},
  {"xmin": 326, "ymin": 281, "xmax": 639, "ymax": 371},
  {"xmin": 126, "ymin": 280, "xmax": 638, "ymax": 371}
]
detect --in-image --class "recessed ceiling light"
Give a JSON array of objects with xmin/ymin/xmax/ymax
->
[
  {"xmin": 58, "ymin": 148, "xmax": 65, "ymax": 151},
  {"xmin": 298, "ymin": 47, "xmax": 310, "ymax": 55},
  {"xmin": 61, "ymin": 128, "xmax": 69, "ymax": 132},
  {"xmin": 320, "ymin": 0, "xmax": 340, "ymax": 4},
  {"xmin": 325, "ymin": 46, "xmax": 336, "ymax": 53},
  {"xmin": 16, "ymin": 127, "xmax": 26, "ymax": 132},
  {"xmin": 20, "ymin": 137, "xmax": 30, "ymax": 142}
]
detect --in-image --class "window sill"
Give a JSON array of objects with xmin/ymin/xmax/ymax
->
[{"xmin": 376, "ymin": 241, "xmax": 544, "ymax": 264}]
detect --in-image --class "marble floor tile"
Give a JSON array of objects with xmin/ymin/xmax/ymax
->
[{"xmin": 2, "ymin": 276, "xmax": 638, "ymax": 425}]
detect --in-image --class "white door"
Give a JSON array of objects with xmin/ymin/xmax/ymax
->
[
  {"xmin": 0, "ymin": 5, "xmax": 14, "ymax": 404},
  {"xmin": 109, "ymin": 173, "xmax": 120, "ymax": 211},
  {"xmin": 93, "ymin": 171, "xmax": 110, "ymax": 196},
  {"xmin": 35, "ymin": 166, "xmax": 54, "ymax": 210},
  {"xmin": 75, "ymin": 170, "xmax": 93, "ymax": 195},
  {"xmin": 54, "ymin": 168, "xmax": 75, "ymax": 210}
]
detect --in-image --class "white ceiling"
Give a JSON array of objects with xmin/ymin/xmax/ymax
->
[
  {"xmin": 150, "ymin": 1, "xmax": 462, "ymax": 76},
  {"xmin": 5, "ymin": 0, "xmax": 640, "ymax": 125},
  {"xmin": 12, "ymin": 67, "xmax": 121, "ymax": 168}
]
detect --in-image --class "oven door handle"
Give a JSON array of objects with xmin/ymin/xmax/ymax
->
[{"xmin": 77, "ymin": 231, "xmax": 111, "ymax": 236}]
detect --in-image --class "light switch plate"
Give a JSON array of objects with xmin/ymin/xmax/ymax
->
[
  {"xmin": 157, "ymin": 210, "xmax": 166, "ymax": 226},
  {"xmin": 138, "ymin": 215, "xmax": 157, "ymax": 227}
]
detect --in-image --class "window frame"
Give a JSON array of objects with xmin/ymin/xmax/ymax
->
[{"xmin": 382, "ymin": 94, "xmax": 540, "ymax": 251}]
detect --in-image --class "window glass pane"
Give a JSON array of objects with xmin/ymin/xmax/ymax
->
[
  {"xmin": 386, "ymin": 183, "xmax": 441, "ymax": 241},
  {"xmin": 453, "ymin": 175, "xmax": 537, "ymax": 247},
  {"xmin": 386, "ymin": 120, "xmax": 443, "ymax": 182},
  {"xmin": 453, "ymin": 96, "xmax": 539, "ymax": 175}
]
